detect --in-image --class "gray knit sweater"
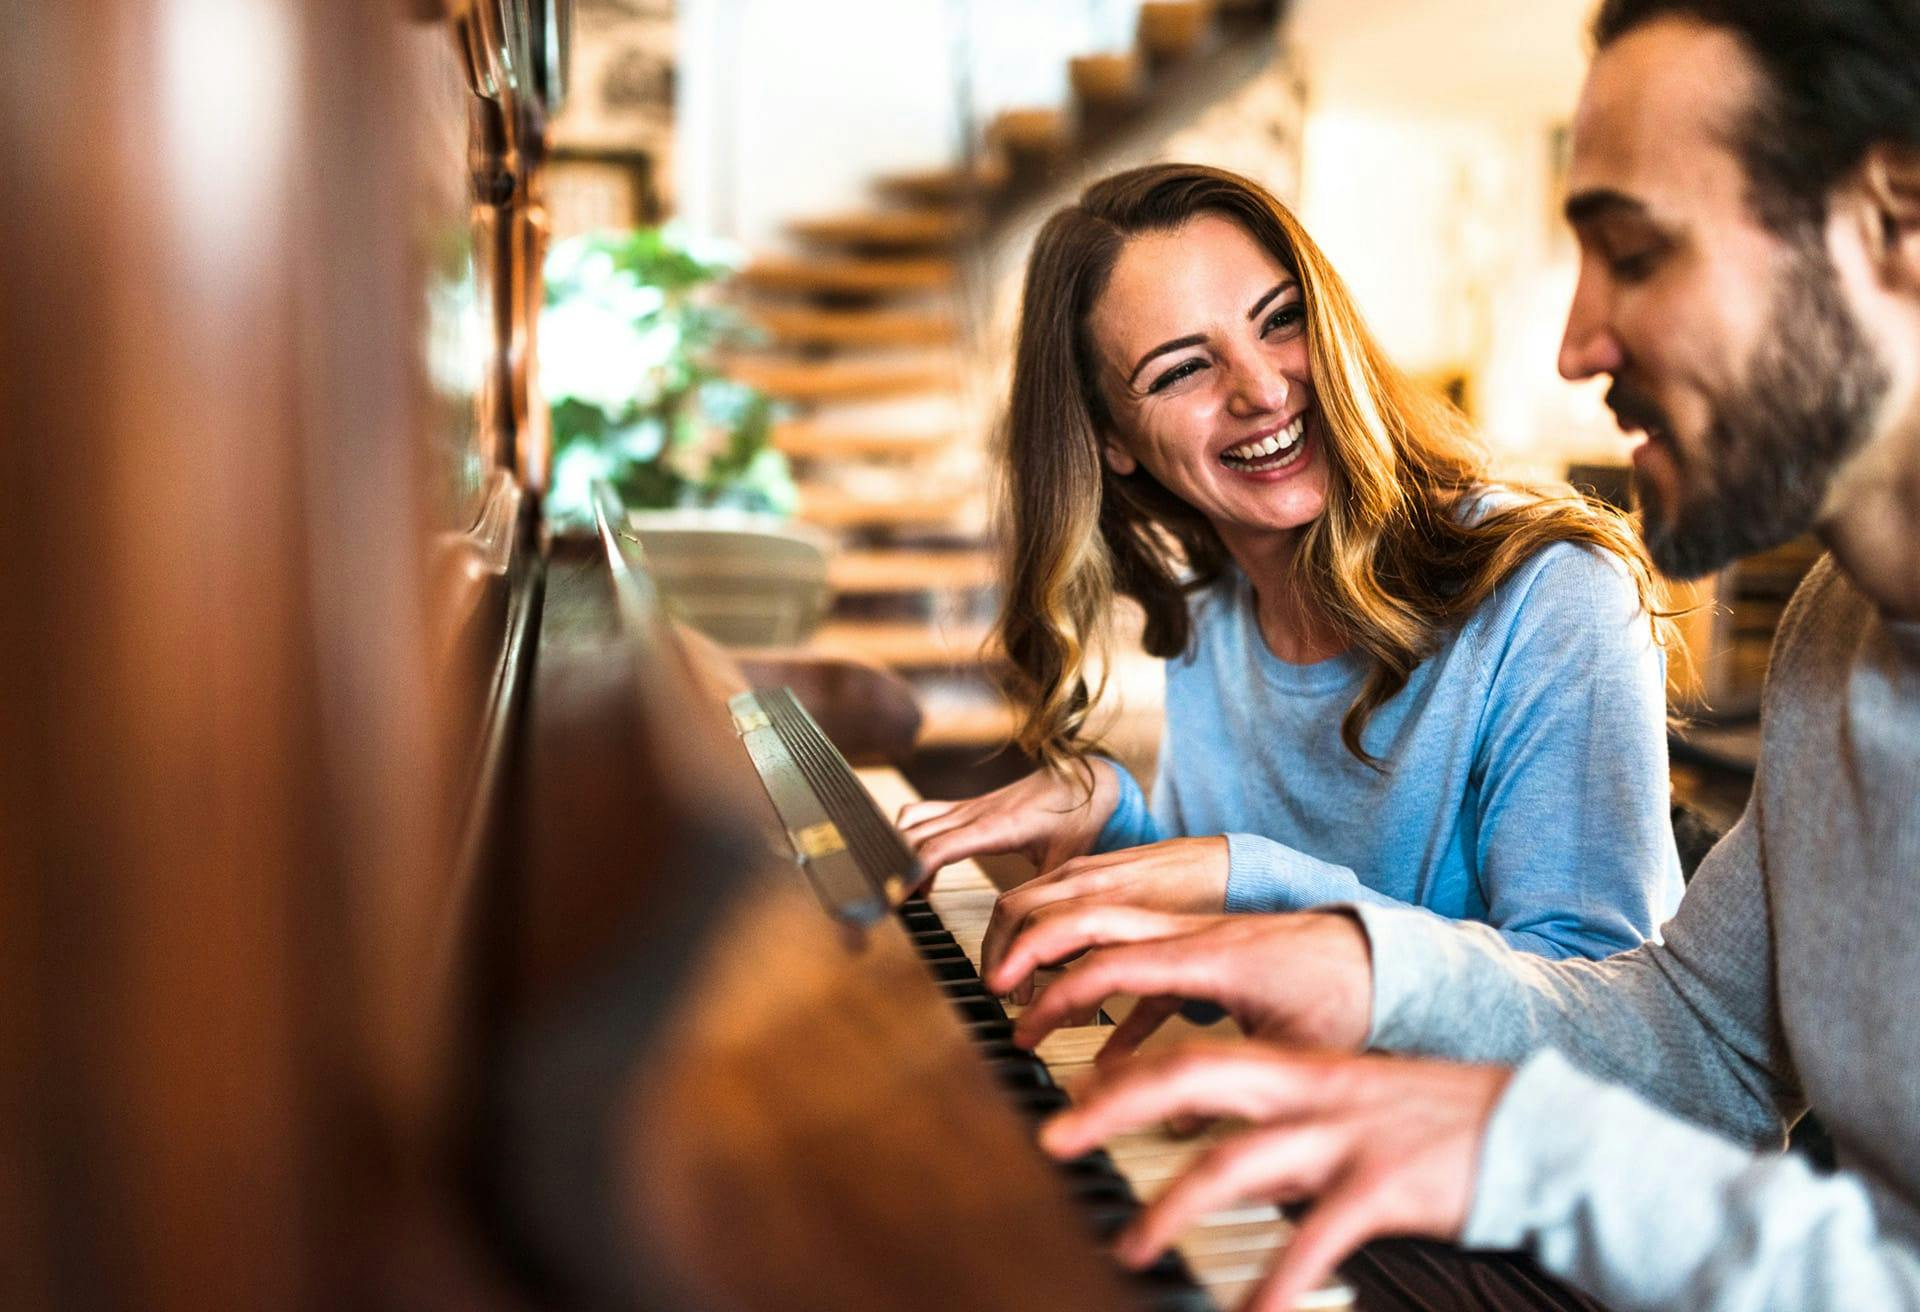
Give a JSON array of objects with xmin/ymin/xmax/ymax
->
[{"xmin": 1350, "ymin": 553, "xmax": 1920, "ymax": 1310}]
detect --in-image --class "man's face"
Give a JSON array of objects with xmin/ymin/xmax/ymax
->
[{"xmin": 1559, "ymin": 18, "xmax": 1890, "ymax": 579}]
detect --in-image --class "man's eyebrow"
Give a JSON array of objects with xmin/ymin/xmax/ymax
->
[
  {"xmin": 1127, "ymin": 334, "xmax": 1206, "ymax": 387},
  {"xmin": 1564, "ymin": 187, "xmax": 1651, "ymax": 226},
  {"xmin": 1246, "ymin": 279, "xmax": 1294, "ymax": 322}
]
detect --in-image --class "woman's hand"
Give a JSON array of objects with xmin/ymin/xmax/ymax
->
[
  {"xmin": 978, "ymin": 838, "xmax": 1231, "ymax": 1003},
  {"xmin": 897, "ymin": 761, "xmax": 1121, "ymax": 884}
]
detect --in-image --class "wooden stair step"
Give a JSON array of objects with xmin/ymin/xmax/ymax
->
[
  {"xmin": 787, "ymin": 208, "xmax": 968, "ymax": 250},
  {"xmin": 811, "ymin": 618, "xmax": 1000, "ymax": 670},
  {"xmin": 723, "ymin": 356, "xmax": 959, "ymax": 404},
  {"xmin": 772, "ymin": 421, "xmax": 954, "ymax": 461},
  {"xmin": 799, "ymin": 484, "xmax": 974, "ymax": 530},
  {"xmin": 874, "ymin": 156, "xmax": 1011, "ymax": 204},
  {"xmin": 1070, "ymin": 51, "xmax": 1144, "ymax": 106},
  {"xmin": 828, "ymin": 548, "xmax": 997, "ymax": 594},
  {"xmin": 735, "ymin": 254, "xmax": 958, "ymax": 297},
  {"xmin": 745, "ymin": 304, "xmax": 959, "ymax": 349},
  {"xmin": 1138, "ymin": 0, "xmax": 1218, "ymax": 62},
  {"xmin": 987, "ymin": 106, "xmax": 1071, "ymax": 154}
]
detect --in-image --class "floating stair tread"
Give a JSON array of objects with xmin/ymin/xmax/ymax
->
[
  {"xmin": 875, "ymin": 157, "xmax": 1011, "ymax": 203},
  {"xmin": 988, "ymin": 106, "xmax": 1071, "ymax": 153},
  {"xmin": 811, "ymin": 618, "xmax": 1000, "ymax": 669},
  {"xmin": 828, "ymin": 548, "xmax": 997, "ymax": 594},
  {"xmin": 800, "ymin": 484, "xmax": 974, "ymax": 529},
  {"xmin": 723, "ymin": 356, "xmax": 959, "ymax": 403},
  {"xmin": 1138, "ymin": 0, "xmax": 1219, "ymax": 60},
  {"xmin": 736, "ymin": 254, "xmax": 958, "ymax": 296},
  {"xmin": 1069, "ymin": 51, "xmax": 1144, "ymax": 105},
  {"xmin": 746, "ymin": 304, "xmax": 959, "ymax": 348},
  {"xmin": 772, "ymin": 421, "xmax": 955, "ymax": 460},
  {"xmin": 787, "ymin": 208, "xmax": 968, "ymax": 249}
]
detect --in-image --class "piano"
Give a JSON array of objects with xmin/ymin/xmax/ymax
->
[{"xmin": 5, "ymin": 2, "xmax": 1341, "ymax": 1308}]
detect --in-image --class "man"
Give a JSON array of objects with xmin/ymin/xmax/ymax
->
[{"xmin": 985, "ymin": 2, "xmax": 1920, "ymax": 1309}]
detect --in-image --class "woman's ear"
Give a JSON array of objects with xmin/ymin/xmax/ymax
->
[{"xmin": 1099, "ymin": 434, "xmax": 1139, "ymax": 476}]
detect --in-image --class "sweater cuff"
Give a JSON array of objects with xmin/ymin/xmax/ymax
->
[
  {"xmin": 1345, "ymin": 900, "xmax": 1468, "ymax": 1051},
  {"xmin": 1223, "ymin": 833, "xmax": 1362, "ymax": 913},
  {"xmin": 1465, "ymin": 1048, "xmax": 1602, "ymax": 1249},
  {"xmin": 1092, "ymin": 758, "xmax": 1154, "ymax": 852}
]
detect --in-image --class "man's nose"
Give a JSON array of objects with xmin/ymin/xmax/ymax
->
[{"xmin": 1559, "ymin": 268, "xmax": 1625, "ymax": 381}]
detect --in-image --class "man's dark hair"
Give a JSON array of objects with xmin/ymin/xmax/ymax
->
[{"xmin": 1592, "ymin": 0, "xmax": 1920, "ymax": 236}]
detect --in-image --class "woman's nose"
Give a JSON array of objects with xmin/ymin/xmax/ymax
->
[{"xmin": 1226, "ymin": 359, "xmax": 1291, "ymax": 416}]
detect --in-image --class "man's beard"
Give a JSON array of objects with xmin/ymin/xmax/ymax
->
[{"xmin": 1627, "ymin": 238, "xmax": 1890, "ymax": 579}]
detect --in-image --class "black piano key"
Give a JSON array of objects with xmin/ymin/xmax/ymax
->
[
  {"xmin": 905, "ymin": 894, "xmax": 1216, "ymax": 1310},
  {"xmin": 950, "ymin": 996, "xmax": 1007, "ymax": 1025},
  {"xmin": 1140, "ymin": 1286, "xmax": 1219, "ymax": 1312},
  {"xmin": 963, "ymin": 1018, "xmax": 1016, "ymax": 1042}
]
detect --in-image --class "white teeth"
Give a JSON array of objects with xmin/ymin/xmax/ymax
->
[{"xmin": 1221, "ymin": 415, "xmax": 1305, "ymax": 463}]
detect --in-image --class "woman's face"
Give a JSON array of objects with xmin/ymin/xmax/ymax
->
[{"xmin": 1087, "ymin": 214, "xmax": 1329, "ymax": 547}]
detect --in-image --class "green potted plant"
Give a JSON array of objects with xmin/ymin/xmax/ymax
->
[{"xmin": 540, "ymin": 227, "xmax": 796, "ymax": 523}]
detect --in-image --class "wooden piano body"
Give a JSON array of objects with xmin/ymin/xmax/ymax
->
[{"xmin": 0, "ymin": 4, "xmax": 1212, "ymax": 1308}]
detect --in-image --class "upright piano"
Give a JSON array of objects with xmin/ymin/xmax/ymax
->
[{"xmin": 0, "ymin": 2, "xmax": 1329, "ymax": 1309}]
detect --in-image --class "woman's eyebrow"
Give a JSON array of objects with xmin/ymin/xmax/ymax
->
[
  {"xmin": 1245, "ymin": 279, "xmax": 1294, "ymax": 322},
  {"xmin": 1127, "ymin": 334, "xmax": 1206, "ymax": 387}
]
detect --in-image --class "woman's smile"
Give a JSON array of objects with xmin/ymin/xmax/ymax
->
[
  {"xmin": 1218, "ymin": 410, "xmax": 1311, "ymax": 476},
  {"xmin": 1090, "ymin": 214, "xmax": 1331, "ymax": 540}
]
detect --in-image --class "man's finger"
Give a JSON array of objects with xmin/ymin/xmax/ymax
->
[
  {"xmin": 987, "ymin": 903, "xmax": 1194, "ymax": 997},
  {"xmin": 1096, "ymin": 996, "xmax": 1181, "ymax": 1071},
  {"xmin": 1246, "ymin": 1173, "xmax": 1387, "ymax": 1312},
  {"xmin": 979, "ymin": 876, "xmax": 1095, "ymax": 996},
  {"xmin": 1116, "ymin": 1122, "xmax": 1348, "ymax": 1269},
  {"xmin": 1039, "ymin": 1043, "xmax": 1311, "ymax": 1156}
]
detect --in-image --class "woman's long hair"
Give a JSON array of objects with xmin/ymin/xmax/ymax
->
[{"xmin": 999, "ymin": 162, "xmax": 1671, "ymax": 773}]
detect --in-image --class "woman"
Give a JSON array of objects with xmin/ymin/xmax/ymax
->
[{"xmin": 899, "ymin": 163, "xmax": 1685, "ymax": 988}]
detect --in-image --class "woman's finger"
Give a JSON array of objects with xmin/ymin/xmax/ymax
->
[
  {"xmin": 898, "ymin": 804, "xmax": 981, "ymax": 852},
  {"xmin": 913, "ymin": 812, "xmax": 1028, "ymax": 876},
  {"xmin": 895, "ymin": 798, "xmax": 957, "ymax": 830}
]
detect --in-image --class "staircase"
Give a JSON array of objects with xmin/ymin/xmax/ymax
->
[{"xmin": 719, "ymin": 0, "xmax": 1287, "ymax": 769}]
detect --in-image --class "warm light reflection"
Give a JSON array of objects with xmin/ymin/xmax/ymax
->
[{"xmin": 161, "ymin": 0, "xmax": 295, "ymax": 268}]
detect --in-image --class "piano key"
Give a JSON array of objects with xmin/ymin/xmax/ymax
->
[{"xmin": 868, "ymin": 774, "xmax": 1351, "ymax": 1310}]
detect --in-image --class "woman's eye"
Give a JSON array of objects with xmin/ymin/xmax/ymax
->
[
  {"xmin": 1263, "ymin": 303, "xmax": 1305, "ymax": 336},
  {"xmin": 1147, "ymin": 359, "xmax": 1204, "ymax": 393}
]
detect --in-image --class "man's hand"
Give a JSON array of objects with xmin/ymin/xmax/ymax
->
[
  {"xmin": 897, "ymin": 761, "xmax": 1120, "ymax": 884},
  {"xmin": 992, "ymin": 908, "xmax": 1375, "ymax": 1060},
  {"xmin": 1040, "ymin": 1043, "xmax": 1512, "ymax": 1312},
  {"xmin": 980, "ymin": 837, "xmax": 1230, "ymax": 1004}
]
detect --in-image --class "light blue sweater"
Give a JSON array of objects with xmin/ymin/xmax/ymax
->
[{"xmin": 1095, "ymin": 539, "xmax": 1685, "ymax": 959}]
